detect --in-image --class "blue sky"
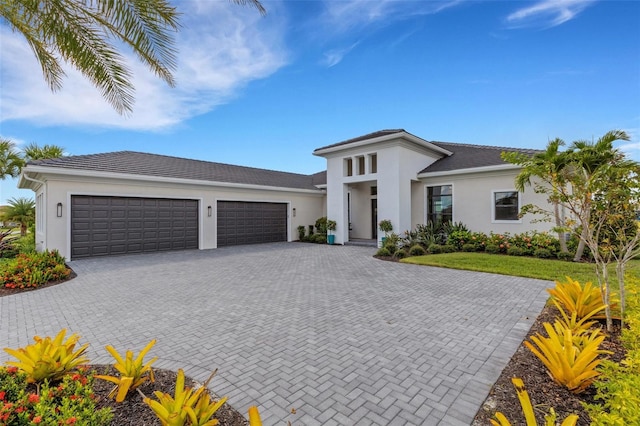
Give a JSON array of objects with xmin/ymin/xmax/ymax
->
[{"xmin": 1, "ymin": 0, "xmax": 639, "ymax": 204}]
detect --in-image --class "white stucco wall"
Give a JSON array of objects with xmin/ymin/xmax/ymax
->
[
  {"xmin": 418, "ymin": 169, "xmax": 553, "ymax": 234},
  {"xmin": 321, "ymin": 138, "xmax": 442, "ymax": 244},
  {"xmin": 34, "ymin": 174, "xmax": 325, "ymax": 259}
]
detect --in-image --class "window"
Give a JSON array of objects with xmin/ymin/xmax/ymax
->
[
  {"xmin": 370, "ymin": 186, "xmax": 377, "ymax": 196},
  {"xmin": 357, "ymin": 156, "xmax": 365, "ymax": 175},
  {"xmin": 493, "ymin": 191, "xmax": 520, "ymax": 221},
  {"xmin": 345, "ymin": 158, "xmax": 353, "ymax": 177},
  {"xmin": 427, "ymin": 185, "xmax": 452, "ymax": 224},
  {"xmin": 369, "ymin": 154, "xmax": 377, "ymax": 174}
]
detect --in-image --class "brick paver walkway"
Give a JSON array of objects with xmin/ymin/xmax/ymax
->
[{"xmin": 0, "ymin": 243, "xmax": 549, "ymax": 425}]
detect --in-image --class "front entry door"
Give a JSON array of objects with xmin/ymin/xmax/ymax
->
[{"xmin": 371, "ymin": 198, "xmax": 377, "ymax": 239}]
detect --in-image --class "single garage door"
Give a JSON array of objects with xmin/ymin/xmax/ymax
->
[
  {"xmin": 71, "ymin": 196, "xmax": 198, "ymax": 259},
  {"xmin": 217, "ymin": 201, "xmax": 287, "ymax": 247}
]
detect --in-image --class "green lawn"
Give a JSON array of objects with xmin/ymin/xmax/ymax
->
[{"xmin": 401, "ymin": 252, "xmax": 640, "ymax": 283}]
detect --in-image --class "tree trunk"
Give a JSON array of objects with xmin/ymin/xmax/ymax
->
[
  {"xmin": 554, "ymin": 201, "xmax": 568, "ymax": 252},
  {"xmin": 573, "ymin": 226, "xmax": 588, "ymax": 261},
  {"xmin": 20, "ymin": 223, "xmax": 27, "ymax": 237},
  {"xmin": 616, "ymin": 262, "xmax": 625, "ymax": 329}
]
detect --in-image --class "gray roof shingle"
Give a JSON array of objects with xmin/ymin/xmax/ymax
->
[
  {"xmin": 313, "ymin": 129, "xmax": 407, "ymax": 152},
  {"xmin": 312, "ymin": 128, "xmax": 537, "ymax": 173},
  {"xmin": 29, "ymin": 151, "xmax": 326, "ymax": 190},
  {"xmin": 420, "ymin": 142, "xmax": 539, "ymax": 173}
]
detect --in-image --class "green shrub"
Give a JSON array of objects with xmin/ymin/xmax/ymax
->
[
  {"xmin": 0, "ymin": 230, "xmax": 18, "ymax": 258},
  {"xmin": 557, "ymin": 251, "xmax": 574, "ymax": 262},
  {"xmin": 408, "ymin": 244, "xmax": 426, "ymax": 256},
  {"xmin": 375, "ymin": 247, "xmax": 391, "ymax": 257},
  {"xmin": 488, "ymin": 232, "xmax": 511, "ymax": 253},
  {"xmin": 315, "ymin": 217, "xmax": 327, "ymax": 234},
  {"xmin": 585, "ymin": 276, "xmax": 640, "ymax": 424},
  {"xmin": 441, "ymin": 244, "xmax": 456, "ymax": 253},
  {"xmin": 461, "ymin": 243, "xmax": 476, "ymax": 252},
  {"xmin": 530, "ymin": 232, "xmax": 560, "ymax": 255},
  {"xmin": 485, "ymin": 244, "xmax": 500, "ymax": 254},
  {"xmin": 297, "ymin": 226, "xmax": 306, "ymax": 241},
  {"xmin": 534, "ymin": 248, "xmax": 552, "ymax": 259},
  {"xmin": 506, "ymin": 246, "xmax": 525, "ymax": 256},
  {"xmin": 0, "ymin": 250, "xmax": 70, "ymax": 289},
  {"xmin": 468, "ymin": 231, "xmax": 488, "ymax": 251},
  {"xmin": 393, "ymin": 249, "xmax": 407, "ymax": 259},
  {"xmin": 447, "ymin": 229, "xmax": 472, "ymax": 250},
  {"xmin": 313, "ymin": 234, "xmax": 326, "ymax": 244},
  {"xmin": 0, "ymin": 366, "xmax": 113, "ymax": 425},
  {"xmin": 428, "ymin": 244, "xmax": 442, "ymax": 254},
  {"xmin": 382, "ymin": 233, "xmax": 400, "ymax": 254},
  {"xmin": 308, "ymin": 225, "xmax": 314, "ymax": 236},
  {"xmin": 416, "ymin": 221, "xmax": 450, "ymax": 246}
]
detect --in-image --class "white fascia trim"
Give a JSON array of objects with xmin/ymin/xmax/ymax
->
[
  {"xmin": 22, "ymin": 165, "xmax": 324, "ymax": 195},
  {"xmin": 417, "ymin": 163, "xmax": 520, "ymax": 178},
  {"xmin": 313, "ymin": 132, "xmax": 453, "ymax": 157},
  {"xmin": 19, "ymin": 171, "xmax": 45, "ymax": 190}
]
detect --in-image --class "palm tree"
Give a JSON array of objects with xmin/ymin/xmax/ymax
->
[
  {"xmin": 566, "ymin": 130, "xmax": 631, "ymax": 260},
  {"xmin": 0, "ymin": 0, "xmax": 265, "ymax": 115},
  {"xmin": 1, "ymin": 197, "xmax": 35, "ymax": 236},
  {"xmin": 503, "ymin": 139, "xmax": 570, "ymax": 252},
  {"xmin": 23, "ymin": 143, "xmax": 65, "ymax": 162},
  {"xmin": 0, "ymin": 139, "xmax": 25, "ymax": 180}
]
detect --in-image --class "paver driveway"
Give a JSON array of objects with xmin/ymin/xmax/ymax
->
[{"xmin": 0, "ymin": 243, "xmax": 550, "ymax": 425}]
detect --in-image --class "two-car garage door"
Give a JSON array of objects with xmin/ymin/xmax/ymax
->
[
  {"xmin": 71, "ymin": 196, "xmax": 199, "ymax": 259},
  {"xmin": 70, "ymin": 196, "xmax": 288, "ymax": 259},
  {"xmin": 217, "ymin": 201, "xmax": 287, "ymax": 247}
]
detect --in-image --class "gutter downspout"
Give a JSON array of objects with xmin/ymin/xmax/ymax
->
[{"xmin": 21, "ymin": 171, "xmax": 47, "ymax": 252}]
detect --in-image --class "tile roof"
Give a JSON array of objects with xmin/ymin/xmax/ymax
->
[
  {"xmin": 28, "ymin": 151, "xmax": 326, "ymax": 191},
  {"xmin": 313, "ymin": 129, "xmax": 407, "ymax": 152},
  {"xmin": 421, "ymin": 142, "xmax": 539, "ymax": 173}
]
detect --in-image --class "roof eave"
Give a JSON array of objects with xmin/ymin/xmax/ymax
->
[
  {"xmin": 21, "ymin": 165, "xmax": 325, "ymax": 195},
  {"xmin": 417, "ymin": 163, "xmax": 521, "ymax": 178},
  {"xmin": 313, "ymin": 131, "xmax": 453, "ymax": 157}
]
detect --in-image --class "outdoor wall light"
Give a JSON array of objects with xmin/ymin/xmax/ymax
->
[
  {"xmin": 207, "ymin": 205, "xmax": 212, "ymax": 217},
  {"xmin": 292, "ymin": 207, "xmax": 296, "ymax": 217},
  {"xmin": 56, "ymin": 202, "xmax": 63, "ymax": 217}
]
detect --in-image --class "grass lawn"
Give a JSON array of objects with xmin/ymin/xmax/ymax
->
[{"xmin": 401, "ymin": 252, "xmax": 640, "ymax": 283}]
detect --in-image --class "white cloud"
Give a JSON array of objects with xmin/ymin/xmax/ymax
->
[
  {"xmin": 319, "ymin": 0, "xmax": 463, "ymax": 35},
  {"xmin": 316, "ymin": 0, "xmax": 463, "ymax": 68},
  {"xmin": 0, "ymin": 1, "xmax": 288, "ymax": 131},
  {"xmin": 506, "ymin": 0, "xmax": 596, "ymax": 29},
  {"xmin": 321, "ymin": 42, "xmax": 360, "ymax": 67}
]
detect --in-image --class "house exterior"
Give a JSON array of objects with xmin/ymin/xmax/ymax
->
[{"xmin": 18, "ymin": 129, "xmax": 551, "ymax": 260}]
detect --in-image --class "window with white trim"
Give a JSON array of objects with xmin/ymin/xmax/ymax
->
[{"xmin": 493, "ymin": 191, "xmax": 520, "ymax": 221}]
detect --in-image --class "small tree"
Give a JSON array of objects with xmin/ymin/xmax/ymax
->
[
  {"xmin": 2, "ymin": 197, "xmax": 35, "ymax": 237},
  {"xmin": 379, "ymin": 220, "xmax": 393, "ymax": 237},
  {"xmin": 503, "ymin": 130, "xmax": 638, "ymax": 331},
  {"xmin": 502, "ymin": 139, "xmax": 569, "ymax": 253},
  {"xmin": 326, "ymin": 220, "xmax": 337, "ymax": 235}
]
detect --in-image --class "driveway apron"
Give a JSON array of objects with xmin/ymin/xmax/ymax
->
[{"xmin": 0, "ymin": 243, "xmax": 549, "ymax": 425}]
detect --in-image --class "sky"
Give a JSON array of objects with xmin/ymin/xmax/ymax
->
[{"xmin": 1, "ymin": 0, "xmax": 639, "ymax": 204}]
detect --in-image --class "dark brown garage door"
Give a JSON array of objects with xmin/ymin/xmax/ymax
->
[
  {"xmin": 217, "ymin": 201, "xmax": 287, "ymax": 247},
  {"xmin": 71, "ymin": 196, "xmax": 198, "ymax": 259}
]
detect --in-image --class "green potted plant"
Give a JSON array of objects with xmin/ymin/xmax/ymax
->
[
  {"xmin": 378, "ymin": 219, "xmax": 393, "ymax": 245},
  {"xmin": 326, "ymin": 220, "xmax": 337, "ymax": 245}
]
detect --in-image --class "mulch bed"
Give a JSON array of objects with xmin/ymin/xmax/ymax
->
[
  {"xmin": 0, "ymin": 269, "xmax": 77, "ymax": 298},
  {"xmin": 472, "ymin": 305, "xmax": 625, "ymax": 425},
  {"xmin": 91, "ymin": 366, "xmax": 248, "ymax": 426}
]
